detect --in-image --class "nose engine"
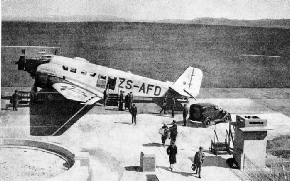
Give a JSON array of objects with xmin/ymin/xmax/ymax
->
[{"xmin": 15, "ymin": 49, "xmax": 51, "ymax": 78}]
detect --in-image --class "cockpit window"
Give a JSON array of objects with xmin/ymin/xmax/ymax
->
[
  {"xmin": 81, "ymin": 71, "xmax": 87, "ymax": 75},
  {"xmin": 90, "ymin": 73, "xmax": 96, "ymax": 77},
  {"xmin": 62, "ymin": 66, "xmax": 68, "ymax": 71},
  {"xmin": 70, "ymin": 68, "xmax": 76, "ymax": 73}
]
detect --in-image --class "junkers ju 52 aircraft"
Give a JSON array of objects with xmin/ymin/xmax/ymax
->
[{"xmin": 16, "ymin": 49, "xmax": 203, "ymax": 105}]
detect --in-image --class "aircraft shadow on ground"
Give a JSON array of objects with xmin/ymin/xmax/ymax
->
[
  {"xmin": 124, "ymin": 166, "xmax": 142, "ymax": 172},
  {"xmin": 30, "ymin": 92, "xmax": 94, "ymax": 136},
  {"xmin": 188, "ymin": 155, "xmax": 230, "ymax": 168},
  {"xmin": 143, "ymin": 142, "xmax": 169, "ymax": 147},
  {"xmin": 145, "ymin": 174, "xmax": 159, "ymax": 181},
  {"xmin": 114, "ymin": 121, "xmax": 132, "ymax": 125}
]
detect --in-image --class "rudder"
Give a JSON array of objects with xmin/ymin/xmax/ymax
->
[{"xmin": 173, "ymin": 67, "xmax": 203, "ymax": 97}]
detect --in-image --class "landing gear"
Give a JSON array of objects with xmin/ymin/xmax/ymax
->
[{"xmin": 204, "ymin": 117, "xmax": 211, "ymax": 128}]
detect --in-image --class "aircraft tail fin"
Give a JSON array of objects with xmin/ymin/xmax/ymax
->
[{"xmin": 173, "ymin": 67, "xmax": 203, "ymax": 98}]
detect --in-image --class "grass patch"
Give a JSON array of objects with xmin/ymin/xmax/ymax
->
[{"xmin": 267, "ymin": 135, "xmax": 290, "ymax": 159}]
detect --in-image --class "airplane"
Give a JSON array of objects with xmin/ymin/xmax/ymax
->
[{"xmin": 15, "ymin": 48, "xmax": 203, "ymax": 105}]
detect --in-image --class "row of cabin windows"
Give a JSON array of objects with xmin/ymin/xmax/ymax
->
[
  {"xmin": 63, "ymin": 66, "xmax": 97, "ymax": 77},
  {"xmin": 62, "ymin": 65, "xmax": 108, "ymax": 89}
]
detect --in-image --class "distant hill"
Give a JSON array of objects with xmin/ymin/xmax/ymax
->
[
  {"xmin": 1, "ymin": 15, "xmax": 128, "ymax": 22},
  {"xmin": 157, "ymin": 18, "xmax": 290, "ymax": 28},
  {"xmin": 2, "ymin": 16, "xmax": 290, "ymax": 28},
  {"xmin": 188, "ymin": 18, "xmax": 290, "ymax": 28}
]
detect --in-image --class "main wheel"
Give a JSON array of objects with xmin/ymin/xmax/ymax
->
[
  {"xmin": 223, "ymin": 115, "xmax": 231, "ymax": 122},
  {"xmin": 204, "ymin": 118, "xmax": 211, "ymax": 128}
]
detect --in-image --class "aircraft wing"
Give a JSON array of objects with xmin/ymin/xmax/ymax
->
[{"xmin": 52, "ymin": 83, "xmax": 101, "ymax": 105}]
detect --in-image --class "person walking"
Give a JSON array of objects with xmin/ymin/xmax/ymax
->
[
  {"xmin": 160, "ymin": 124, "xmax": 169, "ymax": 147},
  {"xmin": 131, "ymin": 104, "xmax": 138, "ymax": 125},
  {"xmin": 194, "ymin": 146, "xmax": 205, "ymax": 178},
  {"xmin": 119, "ymin": 91, "xmax": 124, "ymax": 111},
  {"xmin": 167, "ymin": 141, "xmax": 177, "ymax": 171},
  {"xmin": 169, "ymin": 120, "xmax": 178, "ymax": 142},
  {"xmin": 12, "ymin": 90, "xmax": 19, "ymax": 111},
  {"xmin": 183, "ymin": 104, "xmax": 189, "ymax": 126},
  {"xmin": 159, "ymin": 96, "xmax": 167, "ymax": 114}
]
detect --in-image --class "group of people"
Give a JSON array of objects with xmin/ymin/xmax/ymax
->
[
  {"xmin": 159, "ymin": 97, "xmax": 189, "ymax": 126},
  {"xmin": 118, "ymin": 91, "xmax": 133, "ymax": 111},
  {"xmin": 159, "ymin": 95, "xmax": 176, "ymax": 117},
  {"xmin": 160, "ymin": 120, "xmax": 205, "ymax": 179},
  {"xmin": 119, "ymin": 91, "xmax": 138, "ymax": 125}
]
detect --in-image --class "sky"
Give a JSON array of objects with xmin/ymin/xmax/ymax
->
[{"xmin": 1, "ymin": 0, "xmax": 290, "ymax": 21}]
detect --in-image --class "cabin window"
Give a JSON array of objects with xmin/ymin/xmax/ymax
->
[
  {"xmin": 90, "ymin": 73, "xmax": 96, "ymax": 77},
  {"xmin": 70, "ymin": 68, "xmax": 76, "ymax": 73},
  {"xmin": 62, "ymin": 66, "xmax": 68, "ymax": 71},
  {"xmin": 81, "ymin": 71, "xmax": 87, "ymax": 75},
  {"xmin": 96, "ymin": 75, "xmax": 107, "ymax": 88}
]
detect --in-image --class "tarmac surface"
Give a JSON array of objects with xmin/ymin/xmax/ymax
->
[{"xmin": 1, "ymin": 88, "xmax": 290, "ymax": 181}]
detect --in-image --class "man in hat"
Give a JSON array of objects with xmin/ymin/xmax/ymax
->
[
  {"xmin": 194, "ymin": 146, "xmax": 205, "ymax": 178},
  {"xmin": 160, "ymin": 124, "xmax": 169, "ymax": 147},
  {"xmin": 169, "ymin": 120, "xmax": 178, "ymax": 142},
  {"xmin": 11, "ymin": 90, "xmax": 19, "ymax": 111},
  {"xmin": 159, "ymin": 95, "xmax": 167, "ymax": 114},
  {"xmin": 131, "ymin": 104, "xmax": 138, "ymax": 125}
]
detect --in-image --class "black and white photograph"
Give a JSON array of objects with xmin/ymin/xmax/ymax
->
[{"xmin": 1, "ymin": 0, "xmax": 290, "ymax": 180}]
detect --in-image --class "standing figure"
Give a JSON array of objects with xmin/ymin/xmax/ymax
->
[
  {"xmin": 129, "ymin": 92, "xmax": 134, "ymax": 108},
  {"xmin": 171, "ymin": 98, "xmax": 176, "ymax": 118},
  {"xmin": 131, "ymin": 104, "xmax": 138, "ymax": 125},
  {"xmin": 159, "ymin": 96, "xmax": 167, "ymax": 114},
  {"xmin": 183, "ymin": 104, "xmax": 189, "ymax": 126},
  {"xmin": 103, "ymin": 89, "xmax": 108, "ymax": 106},
  {"xmin": 194, "ymin": 146, "xmax": 205, "ymax": 178},
  {"xmin": 119, "ymin": 91, "xmax": 124, "ymax": 111},
  {"xmin": 167, "ymin": 141, "xmax": 177, "ymax": 171},
  {"xmin": 169, "ymin": 120, "xmax": 178, "ymax": 142},
  {"xmin": 161, "ymin": 124, "xmax": 169, "ymax": 147},
  {"xmin": 12, "ymin": 90, "xmax": 19, "ymax": 111},
  {"xmin": 125, "ymin": 93, "xmax": 131, "ymax": 110}
]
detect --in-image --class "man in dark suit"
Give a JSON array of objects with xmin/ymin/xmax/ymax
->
[
  {"xmin": 131, "ymin": 104, "xmax": 138, "ymax": 125},
  {"xmin": 119, "ymin": 91, "xmax": 124, "ymax": 111},
  {"xmin": 194, "ymin": 146, "xmax": 205, "ymax": 178},
  {"xmin": 12, "ymin": 90, "xmax": 19, "ymax": 111}
]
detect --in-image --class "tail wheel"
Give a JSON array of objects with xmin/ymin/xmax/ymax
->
[
  {"xmin": 224, "ymin": 114, "xmax": 231, "ymax": 122},
  {"xmin": 204, "ymin": 117, "xmax": 211, "ymax": 128}
]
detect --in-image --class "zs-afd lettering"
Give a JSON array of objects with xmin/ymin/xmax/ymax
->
[{"xmin": 118, "ymin": 78, "xmax": 161, "ymax": 96}]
